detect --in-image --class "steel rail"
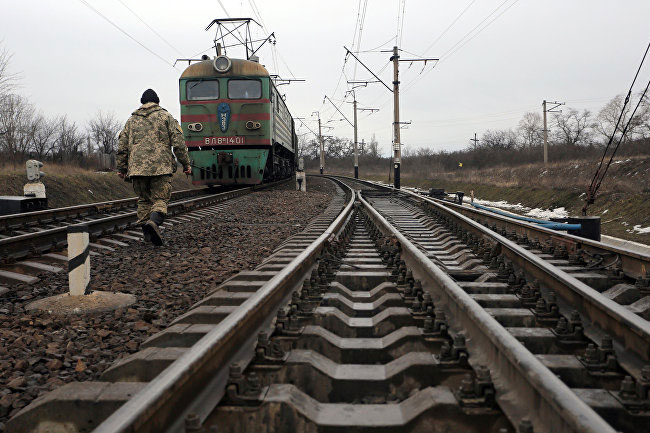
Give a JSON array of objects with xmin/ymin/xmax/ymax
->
[
  {"xmin": 434, "ymin": 197, "xmax": 650, "ymax": 280},
  {"xmin": 334, "ymin": 175, "xmax": 650, "ymax": 280},
  {"xmin": 93, "ymin": 178, "xmax": 355, "ymax": 433},
  {"xmin": 0, "ymin": 187, "xmax": 208, "ymax": 233},
  {"xmin": 331, "ymin": 175, "xmax": 650, "ymax": 363},
  {"xmin": 0, "ymin": 182, "xmax": 285, "ymax": 262},
  {"xmin": 358, "ymin": 190, "xmax": 616, "ymax": 433},
  {"xmin": 399, "ymin": 189, "xmax": 650, "ymax": 365}
]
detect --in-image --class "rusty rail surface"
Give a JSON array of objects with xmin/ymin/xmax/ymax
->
[
  {"xmin": 357, "ymin": 189, "xmax": 616, "ymax": 433},
  {"xmin": 91, "ymin": 178, "xmax": 355, "ymax": 433}
]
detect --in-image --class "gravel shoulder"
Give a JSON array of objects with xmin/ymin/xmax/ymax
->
[{"xmin": 0, "ymin": 177, "xmax": 336, "ymax": 429}]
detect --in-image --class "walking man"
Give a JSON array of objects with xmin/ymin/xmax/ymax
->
[{"xmin": 117, "ymin": 89, "xmax": 191, "ymax": 245}]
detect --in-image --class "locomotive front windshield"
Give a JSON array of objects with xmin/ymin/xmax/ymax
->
[
  {"xmin": 228, "ymin": 79, "xmax": 262, "ymax": 99},
  {"xmin": 187, "ymin": 80, "xmax": 219, "ymax": 100}
]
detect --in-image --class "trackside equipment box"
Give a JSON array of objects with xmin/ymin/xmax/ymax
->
[{"xmin": 0, "ymin": 196, "xmax": 48, "ymax": 216}]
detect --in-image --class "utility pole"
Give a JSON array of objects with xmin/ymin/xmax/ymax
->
[
  {"xmin": 325, "ymin": 92, "xmax": 376, "ymax": 179},
  {"xmin": 309, "ymin": 111, "xmax": 325, "ymax": 174},
  {"xmin": 345, "ymin": 45, "xmax": 436, "ymax": 188},
  {"xmin": 391, "ymin": 46, "xmax": 402, "ymax": 189},
  {"xmin": 318, "ymin": 117, "xmax": 324, "ymax": 174},
  {"xmin": 542, "ymin": 100, "xmax": 565, "ymax": 165},
  {"xmin": 353, "ymin": 98, "xmax": 358, "ymax": 178},
  {"xmin": 385, "ymin": 46, "xmax": 437, "ymax": 189},
  {"xmin": 470, "ymin": 133, "xmax": 479, "ymax": 148}
]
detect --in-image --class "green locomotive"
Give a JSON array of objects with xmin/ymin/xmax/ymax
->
[{"xmin": 179, "ymin": 54, "xmax": 297, "ymax": 185}]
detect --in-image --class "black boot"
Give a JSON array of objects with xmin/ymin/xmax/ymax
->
[
  {"xmin": 143, "ymin": 212, "xmax": 165, "ymax": 246},
  {"xmin": 141, "ymin": 223, "xmax": 151, "ymax": 243}
]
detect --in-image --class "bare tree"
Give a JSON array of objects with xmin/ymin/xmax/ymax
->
[
  {"xmin": 0, "ymin": 94, "xmax": 36, "ymax": 164},
  {"xmin": 480, "ymin": 129, "xmax": 518, "ymax": 149},
  {"xmin": 54, "ymin": 116, "xmax": 84, "ymax": 162},
  {"xmin": 553, "ymin": 109, "xmax": 593, "ymax": 146},
  {"xmin": 639, "ymin": 94, "xmax": 650, "ymax": 138},
  {"xmin": 30, "ymin": 114, "xmax": 60, "ymax": 159},
  {"xmin": 594, "ymin": 95, "xmax": 650, "ymax": 142},
  {"xmin": 366, "ymin": 133, "xmax": 379, "ymax": 157},
  {"xmin": 325, "ymin": 136, "xmax": 352, "ymax": 158},
  {"xmin": 298, "ymin": 134, "xmax": 320, "ymax": 159},
  {"xmin": 88, "ymin": 111, "xmax": 121, "ymax": 154},
  {"xmin": 0, "ymin": 43, "xmax": 20, "ymax": 97},
  {"xmin": 517, "ymin": 111, "xmax": 543, "ymax": 148}
]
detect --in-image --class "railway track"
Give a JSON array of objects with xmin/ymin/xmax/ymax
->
[
  {"xmin": 0, "ymin": 183, "xmax": 284, "ymax": 291},
  {"xmin": 7, "ymin": 175, "xmax": 650, "ymax": 432},
  {"xmin": 341, "ymin": 176, "xmax": 650, "ymax": 432}
]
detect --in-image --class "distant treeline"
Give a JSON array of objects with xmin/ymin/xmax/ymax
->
[
  {"xmin": 0, "ymin": 44, "xmax": 123, "ymax": 169},
  {"xmin": 301, "ymin": 93, "xmax": 650, "ymax": 173}
]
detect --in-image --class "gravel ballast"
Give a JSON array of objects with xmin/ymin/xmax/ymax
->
[{"xmin": 0, "ymin": 177, "xmax": 337, "ymax": 429}]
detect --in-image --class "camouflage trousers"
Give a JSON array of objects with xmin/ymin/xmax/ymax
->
[{"xmin": 131, "ymin": 175, "xmax": 172, "ymax": 225}]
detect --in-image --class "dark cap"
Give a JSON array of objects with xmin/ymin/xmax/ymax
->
[{"xmin": 141, "ymin": 89, "xmax": 159, "ymax": 104}]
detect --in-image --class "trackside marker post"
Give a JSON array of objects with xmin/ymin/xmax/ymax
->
[
  {"xmin": 26, "ymin": 223, "xmax": 135, "ymax": 314},
  {"xmin": 67, "ymin": 224, "xmax": 90, "ymax": 296}
]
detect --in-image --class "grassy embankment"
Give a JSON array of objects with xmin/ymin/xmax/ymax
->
[
  {"xmin": 0, "ymin": 163, "xmax": 196, "ymax": 208},
  {"xmin": 318, "ymin": 156, "xmax": 650, "ymax": 244}
]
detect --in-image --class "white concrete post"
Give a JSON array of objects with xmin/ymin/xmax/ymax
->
[
  {"xmin": 296, "ymin": 171, "xmax": 307, "ymax": 192},
  {"xmin": 67, "ymin": 224, "xmax": 90, "ymax": 296},
  {"xmin": 296, "ymin": 157, "xmax": 306, "ymax": 192}
]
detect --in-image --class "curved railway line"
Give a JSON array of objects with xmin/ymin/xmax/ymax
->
[{"xmin": 5, "ymin": 175, "xmax": 650, "ymax": 433}]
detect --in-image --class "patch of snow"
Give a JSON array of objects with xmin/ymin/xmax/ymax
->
[
  {"xmin": 621, "ymin": 221, "xmax": 629, "ymax": 226},
  {"xmin": 472, "ymin": 198, "xmax": 568, "ymax": 220},
  {"xmin": 602, "ymin": 209, "xmax": 608, "ymax": 214},
  {"xmin": 540, "ymin": 170, "xmax": 548, "ymax": 176},
  {"xmin": 631, "ymin": 225, "xmax": 650, "ymax": 234},
  {"xmin": 526, "ymin": 207, "xmax": 569, "ymax": 219},
  {"xmin": 471, "ymin": 198, "xmax": 530, "ymax": 212},
  {"xmin": 579, "ymin": 192, "xmax": 586, "ymax": 198},
  {"xmin": 613, "ymin": 158, "xmax": 632, "ymax": 165}
]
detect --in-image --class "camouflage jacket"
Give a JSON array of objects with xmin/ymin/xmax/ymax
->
[{"xmin": 117, "ymin": 103, "xmax": 191, "ymax": 177}]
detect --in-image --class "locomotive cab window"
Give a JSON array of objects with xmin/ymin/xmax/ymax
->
[
  {"xmin": 228, "ymin": 79, "xmax": 262, "ymax": 99},
  {"xmin": 186, "ymin": 80, "xmax": 219, "ymax": 100}
]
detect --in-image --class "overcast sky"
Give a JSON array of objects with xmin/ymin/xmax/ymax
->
[{"xmin": 2, "ymin": 0, "xmax": 650, "ymax": 155}]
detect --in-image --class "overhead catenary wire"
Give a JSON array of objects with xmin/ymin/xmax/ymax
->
[
  {"xmin": 352, "ymin": 0, "xmax": 369, "ymax": 81},
  {"xmin": 77, "ymin": 0, "xmax": 176, "ymax": 69},
  {"xmin": 396, "ymin": 0, "xmax": 407, "ymax": 47},
  {"xmin": 442, "ymin": 0, "xmax": 521, "ymax": 61},
  {"xmin": 585, "ymin": 77, "xmax": 650, "ymax": 211},
  {"xmin": 397, "ymin": 0, "xmax": 520, "ymax": 99},
  {"xmin": 421, "ymin": 0, "xmax": 477, "ymax": 56},
  {"xmin": 583, "ymin": 37, "xmax": 650, "ymax": 214},
  {"xmin": 115, "ymin": 0, "xmax": 183, "ymax": 56}
]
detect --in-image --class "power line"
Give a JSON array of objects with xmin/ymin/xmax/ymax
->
[
  {"xmin": 398, "ymin": 0, "xmax": 519, "ymax": 97},
  {"xmin": 584, "ymin": 37, "xmax": 650, "ymax": 214},
  {"xmin": 443, "ymin": 0, "xmax": 521, "ymax": 60},
  {"xmin": 398, "ymin": 0, "xmax": 407, "ymax": 46},
  {"xmin": 115, "ymin": 0, "xmax": 183, "ymax": 56},
  {"xmin": 358, "ymin": 36, "xmax": 398, "ymax": 53},
  {"xmin": 77, "ymin": 0, "xmax": 175, "ymax": 68},
  {"xmin": 421, "ymin": 0, "xmax": 477, "ymax": 56},
  {"xmin": 439, "ymin": 0, "xmax": 510, "ymax": 59},
  {"xmin": 352, "ymin": 0, "xmax": 369, "ymax": 80}
]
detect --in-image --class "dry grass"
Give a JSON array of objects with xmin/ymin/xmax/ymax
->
[
  {"xmin": 318, "ymin": 155, "xmax": 650, "ymax": 194},
  {"xmin": 0, "ymin": 163, "xmax": 196, "ymax": 207},
  {"xmin": 0, "ymin": 162, "xmax": 98, "ymax": 176}
]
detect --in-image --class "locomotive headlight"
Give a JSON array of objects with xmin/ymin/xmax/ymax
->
[{"xmin": 213, "ymin": 55, "xmax": 232, "ymax": 73}]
